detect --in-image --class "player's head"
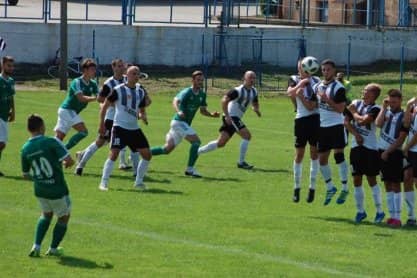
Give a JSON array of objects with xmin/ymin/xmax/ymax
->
[
  {"xmin": 191, "ymin": 70, "xmax": 204, "ymax": 89},
  {"xmin": 320, "ymin": 59, "xmax": 336, "ymax": 81},
  {"xmin": 243, "ymin": 71, "xmax": 256, "ymax": 87},
  {"xmin": 126, "ymin": 65, "xmax": 140, "ymax": 83},
  {"xmin": 387, "ymin": 89, "xmax": 402, "ymax": 111},
  {"xmin": 297, "ymin": 59, "xmax": 309, "ymax": 78},
  {"xmin": 1, "ymin": 56, "xmax": 14, "ymax": 76},
  {"xmin": 362, "ymin": 83, "xmax": 381, "ymax": 105},
  {"xmin": 111, "ymin": 58, "xmax": 126, "ymax": 77},
  {"xmin": 27, "ymin": 114, "xmax": 45, "ymax": 135},
  {"xmin": 81, "ymin": 58, "xmax": 97, "ymax": 78},
  {"xmin": 336, "ymin": 72, "xmax": 344, "ymax": 81}
]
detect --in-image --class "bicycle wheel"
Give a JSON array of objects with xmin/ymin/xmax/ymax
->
[{"xmin": 47, "ymin": 65, "xmax": 69, "ymax": 79}]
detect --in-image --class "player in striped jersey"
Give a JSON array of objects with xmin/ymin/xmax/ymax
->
[
  {"xmin": 345, "ymin": 83, "xmax": 385, "ymax": 223},
  {"xmin": 315, "ymin": 59, "xmax": 349, "ymax": 206},
  {"xmin": 198, "ymin": 71, "xmax": 261, "ymax": 169},
  {"xmin": 287, "ymin": 60, "xmax": 320, "ymax": 203},
  {"xmin": 99, "ymin": 66, "xmax": 151, "ymax": 191},
  {"xmin": 375, "ymin": 89, "xmax": 408, "ymax": 227}
]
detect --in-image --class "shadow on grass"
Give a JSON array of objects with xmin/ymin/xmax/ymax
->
[
  {"xmin": 180, "ymin": 176, "xmax": 242, "ymax": 182},
  {"xmin": 77, "ymin": 173, "xmax": 172, "ymax": 184},
  {"xmin": 58, "ymin": 255, "xmax": 113, "ymax": 269},
  {"xmin": 252, "ymin": 168, "xmax": 290, "ymax": 173},
  {"xmin": 112, "ymin": 187, "xmax": 183, "ymax": 195},
  {"xmin": 2, "ymin": 175, "xmax": 27, "ymax": 181}
]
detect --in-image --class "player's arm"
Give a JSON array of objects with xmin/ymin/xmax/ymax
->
[
  {"xmin": 382, "ymin": 130, "xmax": 408, "ymax": 160},
  {"xmin": 321, "ymin": 87, "xmax": 346, "ymax": 113},
  {"xmin": 53, "ymin": 138, "xmax": 75, "ymax": 168},
  {"xmin": 72, "ymin": 80, "xmax": 96, "ymax": 103},
  {"xmin": 344, "ymin": 115, "xmax": 363, "ymax": 146},
  {"xmin": 99, "ymin": 92, "xmax": 117, "ymax": 135},
  {"xmin": 375, "ymin": 98, "xmax": 389, "ymax": 128},
  {"xmin": 403, "ymin": 98, "xmax": 417, "ymax": 128},
  {"xmin": 404, "ymin": 132, "xmax": 417, "ymax": 155},
  {"xmin": 8, "ymin": 95, "xmax": 15, "ymax": 122},
  {"xmin": 97, "ymin": 84, "xmax": 111, "ymax": 103},
  {"xmin": 21, "ymin": 153, "xmax": 31, "ymax": 180},
  {"xmin": 295, "ymin": 90, "xmax": 317, "ymax": 111},
  {"xmin": 252, "ymin": 96, "xmax": 261, "ymax": 117},
  {"xmin": 138, "ymin": 96, "xmax": 148, "ymax": 125},
  {"xmin": 200, "ymin": 106, "xmax": 220, "ymax": 118},
  {"xmin": 173, "ymin": 95, "xmax": 186, "ymax": 119},
  {"xmin": 141, "ymin": 86, "xmax": 152, "ymax": 107},
  {"xmin": 222, "ymin": 89, "xmax": 238, "ymax": 124},
  {"xmin": 62, "ymin": 155, "xmax": 75, "ymax": 168}
]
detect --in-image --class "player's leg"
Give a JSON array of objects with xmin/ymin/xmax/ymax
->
[
  {"xmin": 99, "ymin": 127, "xmax": 123, "ymax": 190},
  {"xmin": 65, "ymin": 122, "xmax": 88, "ymax": 150},
  {"xmin": 404, "ymin": 152, "xmax": 417, "ymax": 226},
  {"xmin": 46, "ymin": 195, "xmax": 71, "ymax": 256},
  {"xmin": 134, "ymin": 129, "xmax": 152, "ymax": 189},
  {"xmin": 75, "ymin": 136, "xmax": 106, "ymax": 175},
  {"xmin": 318, "ymin": 127, "xmax": 337, "ymax": 205},
  {"xmin": 333, "ymin": 125, "xmax": 349, "ymax": 204},
  {"xmin": 29, "ymin": 199, "xmax": 53, "ymax": 257},
  {"xmin": 184, "ymin": 134, "xmax": 202, "ymax": 178},
  {"xmin": 54, "ymin": 108, "xmax": 72, "ymax": 142},
  {"xmin": 151, "ymin": 123, "xmax": 179, "ymax": 155},
  {"xmin": 392, "ymin": 181, "xmax": 403, "ymax": 227},
  {"xmin": 366, "ymin": 175, "xmax": 385, "ymax": 223},
  {"xmin": 350, "ymin": 146, "xmax": 366, "ymax": 222},
  {"xmin": 198, "ymin": 116, "xmax": 234, "ymax": 155},
  {"xmin": 0, "ymin": 119, "xmax": 8, "ymax": 176},
  {"xmin": 293, "ymin": 146, "xmax": 305, "ymax": 203},
  {"xmin": 307, "ymin": 144, "xmax": 319, "ymax": 203}
]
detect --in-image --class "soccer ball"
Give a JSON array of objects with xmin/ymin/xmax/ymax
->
[{"xmin": 301, "ymin": 56, "xmax": 320, "ymax": 75}]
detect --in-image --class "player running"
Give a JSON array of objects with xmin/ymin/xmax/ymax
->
[
  {"xmin": 198, "ymin": 71, "xmax": 261, "ymax": 169},
  {"xmin": 22, "ymin": 114, "xmax": 75, "ymax": 257},
  {"xmin": 287, "ymin": 60, "xmax": 320, "ymax": 203},
  {"xmin": 150, "ymin": 70, "xmax": 220, "ymax": 178},
  {"xmin": 54, "ymin": 58, "xmax": 98, "ymax": 150}
]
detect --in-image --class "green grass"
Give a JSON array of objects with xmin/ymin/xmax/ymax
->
[{"xmin": 1, "ymin": 72, "xmax": 417, "ymax": 277}]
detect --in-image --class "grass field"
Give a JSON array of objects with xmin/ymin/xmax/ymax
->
[{"xmin": 1, "ymin": 71, "xmax": 417, "ymax": 277}]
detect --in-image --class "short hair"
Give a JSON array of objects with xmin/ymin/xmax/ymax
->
[
  {"xmin": 366, "ymin": 83, "xmax": 382, "ymax": 99},
  {"xmin": 81, "ymin": 58, "xmax": 97, "ymax": 70},
  {"xmin": 111, "ymin": 58, "xmax": 124, "ymax": 67},
  {"xmin": 27, "ymin": 114, "xmax": 44, "ymax": 132},
  {"xmin": 2, "ymin": 56, "xmax": 14, "ymax": 65},
  {"xmin": 387, "ymin": 88, "xmax": 402, "ymax": 98},
  {"xmin": 321, "ymin": 59, "xmax": 336, "ymax": 68},
  {"xmin": 192, "ymin": 70, "xmax": 203, "ymax": 79}
]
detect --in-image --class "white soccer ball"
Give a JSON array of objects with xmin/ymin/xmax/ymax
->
[{"xmin": 301, "ymin": 56, "xmax": 320, "ymax": 75}]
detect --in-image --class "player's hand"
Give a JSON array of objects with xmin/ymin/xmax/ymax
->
[
  {"xmin": 382, "ymin": 98, "xmax": 389, "ymax": 109},
  {"xmin": 299, "ymin": 78, "xmax": 310, "ymax": 87},
  {"xmin": 139, "ymin": 113, "xmax": 148, "ymax": 125},
  {"xmin": 287, "ymin": 90, "xmax": 296, "ymax": 98},
  {"xmin": 254, "ymin": 109, "xmax": 261, "ymax": 117},
  {"xmin": 347, "ymin": 103, "xmax": 357, "ymax": 113},
  {"xmin": 381, "ymin": 151, "xmax": 389, "ymax": 161},
  {"xmin": 225, "ymin": 115, "xmax": 233, "ymax": 125},
  {"xmin": 98, "ymin": 123, "xmax": 106, "ymax": 136},
  {"xmin": 177, "ymin": 111, "xmax": 185, "ymax": 119},
  {"xmin": 407, "ymin": 97, "xmax": 417, "ymax": 109},
  {"xmin": 8, "ymin": 112, "xmax": 15, "ymax": 122},
  {"xmin": 295, "ymin": 88, "xmax": 304, "ymax": 97},
  {"xmin": 211, "ymin": 111, "xmax": 220, "ymax": 118},
  {"xmin": 319, "ymin": 91, "xmax": 329, "ymax": 102},
  {"xmin": 355, "ymin": 134, "xmax": 364, "ymax": 146}
]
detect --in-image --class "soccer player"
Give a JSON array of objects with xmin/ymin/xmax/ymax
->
[
  {"xmin": 21, "ymin": 114, "xmax": 74, "ymax": 257},
  {"xmin": 54, "ymin": 58, "xmax": 98, "ymax": 150},
  {"xmin": 315, "ymin": 59, "xmax": 349, "ymax": 206},
  {"xmin": 151, "ymin": 70, "xmax": 219, "ymax": 177},
  {"xmin": 287, "ymin": 60, "xmax": 320, "ymax": 203},
  {"xmin": 336, "ymin": 72, "xmax": 352, "ymax": 103},
  {"xmin": 74, "ymin": 59, "xmax": 139, "ymax": 175},
  {"xmin": 0, "ymin": 56, "xmax": 15, "ymax": 176},
  {"xmin": 345, "ymin": 83, "xmax": 385, "ymax": 223},
  {"xmin": 198, "ymin": 71, "xmax": 261, "ymax": 169},
  {"xmin": 99, "ymin": 66, "xmax": 151, "ymax": 191},
  {"xmin": 375, "ymin": 89, "xmax": 408, "ymax": 227}
]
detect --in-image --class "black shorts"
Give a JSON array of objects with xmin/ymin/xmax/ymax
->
[
  {"xmin": 294, "ymin": 114, "xmax": 320, "ymax": 148},
  {"xmin": 318, "ymin": 124, "xmax": 347, "ymax": 153},
  {"xmin": 350, "ymin": 146, "xmax": 380, "ymax": 177},
  {"xmin": 99, "ymin": 119, "xmax": 113, "ymax": 141},
  {"xmin": 219, "ymin": 116, "xmax": 246, "ymax": 137},
  {"xmin": 407, "ymin": 151, "xmax": 417, "ymax": 178},
  {"xmin": 110, "ymin": 126, "xmax": 149, "ymax": 151},
  {"xmin": 379, "ymin": 149, "xmax": 404, "ymax": 182}
]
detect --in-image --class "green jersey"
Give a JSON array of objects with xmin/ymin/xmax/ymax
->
[
  {"xmin": 21, "ymin": 135, "xmax": 70, "ymax": 199},
  {"xmin": 0, "ymin": 74, "xmax": 15, "ymax": 122},
  {"xmin": 60, "ymin": 77, "xmax": 98, "ymax": 114},
  {"xmin": 172, "ymin": 87, "xmax": 207, "ymax": 125}
]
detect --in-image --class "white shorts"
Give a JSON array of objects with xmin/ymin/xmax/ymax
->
[
  {"xmin": 0, "ymin": 118, "xmax": 8, "ymax": 143},
  {"xmin": 37, "ymin": 195, "xmax": 72, "ymax": 217},
  {"xmin": 54, "ymin": 108, "xmax": 83, "ymax": 134},
  {"xmin": 166, "ymin": 120, "xmax": 196, "ymax": 146}
]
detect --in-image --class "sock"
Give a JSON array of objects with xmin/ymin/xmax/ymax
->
[
  {"xmin": 135, "ymin": 159, "xmax": 150, "ymax": 185},
  {"xmin": 198, "ymin": 140, "xmax": 218, "ymax": 154},
  {"xmin": 131, "ymin": 152, "xmax": 140, "ymax": 175},
  {"xmin": 65, "ymin": 131, "xmax": 88, "ymax": 150},
  {"xmin": 371, "ymin": 184, "xmax": 383, "ymax": 213},
  {"xmin": 386, "ymin": 191, "xmax": 395, "ymax": 219},
  {"xmin": 151, "ymin": 146, "xmax": 167, "ymax": 155},
  {"xmin": 78, "ymin": 142, "xmax": 99, "ymax": 168},
  {"xmin": 119, "ymin": 148, "xmax": 127, "ymax": 166},
  {"xmin": 188, "ymin": 141, "xmax": 201, "ymax": 168},
  {"xmin": 404, "ymin": 191, "xmax": 416, "ymax": 220},
  {"xmin": 50, "ymin": 222, "xmax": 67, "ymax": 249},
  {"xmin": 393, "ymin": 192, "xmax": 402, "ymax": 220},
  {"xmin": 101, "ymin": 159, "xmax": 115, "ymax": 186},
  {"xmin": 320, "ymin": 164, "xmax": 334, "ymax": 190},
  {"xmin": 337, "ymin": 160, "xmax": 349, "ymax": 191},
  {"xmin": 34, "ymin": 216, "xmax": 51, "ymax": 246},
  {"xmin": 239, "ymin": 139, "xmax": 250, "ymax": 164},
  {"xmin": 293, "ymin": 161, "xmax": 302, "ymax": 189},
  {"xmin": 309, "ymin": 159, "xmax": 319, "ymax": 189},
  {"xmin": 354, "ymin": 186, "xmax": 365, "ymax": 213}
]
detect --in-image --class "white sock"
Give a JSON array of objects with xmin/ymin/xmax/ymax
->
[
  {"xmin": 238, "ymin": 139, "xmax": 250, "ymax": 164},
  {"xmin": 393, "ymin": 192, "xmax": 402, "ymax": 220},
  {"xmin": 135, "ymin": 159, "xmax": 150, "ymax": 185},
  {"xmin": 130, "ymin": 152, "xmax": 140, "ymax": 175},
  {"xmin": 371, "ymin": 184, "xmax": 383, "ymax": 213},
  {"xmin": 293, "ymin": 161, "xmax": 302, "ymax": 189},
  {"xmin": 78, "ymin": 142, "xmax": 99, "ymax": 168},
  {"xmin": 119, "ymin": 147, "xmax": 127, "ymax": 166},
  {"xmin": 337, "ymin": 160, "xmax": 349, "ymax": 191},
  {"xmin": 198, "ymin": 140, "xmax": 218, "ymax": 154},
  {"xmin": 320, "ymin": 164, "xmax": 334, "ymax": 190},
  {"xmin": 354, "ymin": 186, "xmax": 365, "ymax": 213},
  {"xmin": 386, "ymin": 191, "xmax": 395, "ymax": 219},
  {"xmin": 101, "ymin": 159, "xmax": 115, "ymax": 186},
  {"xmin": 309, "ymin": 159, "xmax": 319, "ymax": 189},
  {"xmin": 404, "ymin": 191, "xmax": 416, "ymax": 220}
]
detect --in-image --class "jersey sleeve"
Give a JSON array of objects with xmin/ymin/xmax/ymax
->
[
  {"xmin": 70, "ymin": 79, "xmax": 83, "ymax": 95},
  {"xmin": 367, "ymin": 106, "xmax": 381, "ymax": 119},
  {"xmin": 107, "ymin": 90, "xmax": 118, "ymax": 102},
  {"xmin": 51, "ymin": 138, "xmax": 70, "ymax": 162},
  {"xmin": 20, "ymin": 149, "xmax": 31, "ymax": 175},
  {"xmin": 201, "ymin": 93, "xmax": 208, "ymax": 107},
  {"xmin": 227, "ymin": 89, "xmax": 239, "ymax": 100},
  {"xmin": 138, "ymin": 86, "xmax": 148, "ymax": 108},
  {"xmin": 333, "ymin": 87, "xmax": 347, "ymax": 103},
  {"xmin": 99, "ymin": 84, "xmax": 111, "ymax": 98},
  {"xmin": 92, "ymin": 81, "xmax": 99, "ymax": 95},
  {"xmin": 288, "ymin": 77, "xmax": 297, "ymax": 88}
]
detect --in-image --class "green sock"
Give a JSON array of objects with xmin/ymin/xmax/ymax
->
[
  {"xmin": 188, "ymin": 141, "xmax": 201, "ymax": 168},
  {"xmin": 34, "ymin": 216, "xmax": 51, "ymax": 246},
  {"xmin": 65, "ymin": 131, "xmax": 88, "ymax": 150},
  {"xmin": 50, "ymin": 222, "xmax": 67, "ymax": 249},
  {"xmin": 151, "ymin": 146, "xmax": 166, "ymax": 156}
]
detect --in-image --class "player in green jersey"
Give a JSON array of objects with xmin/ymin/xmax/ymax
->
[
  {"xmin": 21, "ymin": 114, "xmax": 75, "ymax": 257},
  {"xmin": 0, "ymin": 56, "xmax": 16, "ymax": 176},
  {"xmin": 54, "ymin": 58, "xmax": 98, "ymax": 150},
  {"xmin": 151, "ymin": 71, "xmax": 220, "ymax": 177}
]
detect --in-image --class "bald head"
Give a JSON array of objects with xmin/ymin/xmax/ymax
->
[
  {"xmin": 126, "ymin": 66, "xmax": 140, "ymax": 85},
  {"xmin": 243, "ymin": 71, "xmax": 256, "ymax": 88}
]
